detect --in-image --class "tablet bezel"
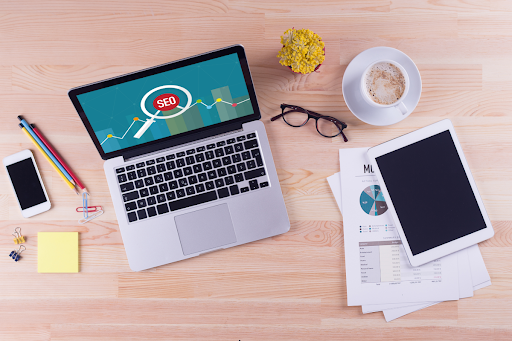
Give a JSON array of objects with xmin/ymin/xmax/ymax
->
[{"xmin": 367, "ymin": 119, "xmax": 494, "ymax": 266}]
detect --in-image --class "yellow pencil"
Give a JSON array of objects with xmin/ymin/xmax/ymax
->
[{"xmin": 20, "ymin": 126, "xmax": 78, "ymax": 194}]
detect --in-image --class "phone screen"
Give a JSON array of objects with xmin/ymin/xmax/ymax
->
[{"xmin": 6, "ymin": 158, "xmax": 47, "ymax": 209}]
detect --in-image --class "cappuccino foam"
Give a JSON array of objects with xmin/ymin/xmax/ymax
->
[{"xmin": 364, "ymin": 62, "xmax": 406, "ymax": 105}]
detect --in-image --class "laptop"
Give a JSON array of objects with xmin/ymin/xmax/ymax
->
[{"xmin": 69, "ymin": 45, "xmax": 290, "ymax": 271}]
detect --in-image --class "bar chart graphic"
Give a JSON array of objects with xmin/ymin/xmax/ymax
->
[
  {"xmin": 98, "ymin": 85, "xmax": 252, "ymax": 149},
  {"xmin": 78, "ymin": 52, "xmax": 254, "ymax": 154},
  {"xmin": 161, "ymin": 86, "xmax": 250, "ymax": 137}
]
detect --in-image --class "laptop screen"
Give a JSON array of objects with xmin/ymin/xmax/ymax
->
[{"xmin": 76, "ymin": 52, "xmax": 254, "ymax": 155}]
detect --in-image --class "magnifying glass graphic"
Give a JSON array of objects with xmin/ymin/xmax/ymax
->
[{"xmin": 133, "ymin": 85, "xmax": 192, "ymax": 139}]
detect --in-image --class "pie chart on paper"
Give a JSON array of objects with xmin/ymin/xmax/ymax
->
[{"xmin": 360, "ymin": 185, "xmax": 388, "ymax": 216}]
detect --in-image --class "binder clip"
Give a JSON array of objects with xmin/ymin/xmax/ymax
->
[
  {"xmin": 9, "ymin": 245, "xmax": 26, "ymax": 262},
  {"xmin": 12, "ymin": 227, "xmax": 25, "ymax": 244},
  {"xmin": 77, "ymin": 192, "xmax": 104, "ymax": 224}
]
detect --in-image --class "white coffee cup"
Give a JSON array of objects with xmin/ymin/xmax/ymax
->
[{"xmin": 360, "ymin": 59, "xmax": 410, "ymax": 115}]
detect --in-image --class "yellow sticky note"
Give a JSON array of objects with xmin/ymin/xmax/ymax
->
[{"xmin": 38, "ymin": 232, "xmax": 79, "ymax": 273}]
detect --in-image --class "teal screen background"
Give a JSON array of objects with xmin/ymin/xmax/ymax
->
[{"xmin": 77, "ymin": 53, "xmax": 253, "ymax": 154}]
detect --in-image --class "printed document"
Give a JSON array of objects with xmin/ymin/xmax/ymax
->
[
  {"xmin": 339, "ymin": 148, "xmax": 459, "ymax": 306},
  {"xmin": 382, "ymin": 244, "xmax": 491, "ymax": 321},
  {"xmin": 328, "ymin": 170, "xmax": 491, "ymax": 321}
]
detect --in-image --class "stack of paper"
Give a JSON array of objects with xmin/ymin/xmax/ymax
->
[{"xmin": 327, "ymin": 148, "xmax": 490, "ymax": 321}]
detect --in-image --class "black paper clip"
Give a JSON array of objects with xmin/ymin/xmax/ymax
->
[{"xmin": 9, "ymin": 245, "xmax": 26, "ymax": 262}]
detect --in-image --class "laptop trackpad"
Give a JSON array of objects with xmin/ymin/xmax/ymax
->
[{"xmin": 175, "ymin": 204, "xmax": 237, "ymax": 256}]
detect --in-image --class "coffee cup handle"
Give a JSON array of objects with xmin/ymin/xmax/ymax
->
[{"xmin": 396, "ymin": 102, "xmax": 408, "ymax": 115}]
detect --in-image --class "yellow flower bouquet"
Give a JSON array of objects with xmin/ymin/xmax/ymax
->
[{"xmin": 277, "ymin": 28, "xmax": 325, "ymax": 74}]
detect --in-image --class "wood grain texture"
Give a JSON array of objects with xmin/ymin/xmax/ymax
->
[{"xmin": 0, "ymin": 0, "xmax": 511, "ymax": 340}]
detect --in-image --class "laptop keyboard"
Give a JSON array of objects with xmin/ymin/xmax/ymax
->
[{"xmin": 115, "ymin": 132, "xmax": 270, "ymax": 223}]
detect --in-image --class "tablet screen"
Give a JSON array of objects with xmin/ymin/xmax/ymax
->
[{"xmin": 375, "ymin": 130, "xmax": 486, "ymax": 255}]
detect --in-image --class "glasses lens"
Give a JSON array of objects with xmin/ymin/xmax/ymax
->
[
  {"xmin": 282, "ymin": 109, "xmax": 309, "ymax": 127},
  {"xmin": 316, "ymin": 117, "xmax": 341, "ymax": 137}
]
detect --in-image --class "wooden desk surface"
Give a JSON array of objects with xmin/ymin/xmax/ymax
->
[{"xmin": 1, "ymin": 1, "xmax": 511, "ymax": 340}]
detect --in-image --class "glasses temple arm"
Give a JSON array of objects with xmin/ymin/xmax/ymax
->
[
  {"xmin": 336, "ymin": 122, "xmax": 348, "ymax": 142},
  {"xmin": 331, "ymin": 120, "xmax": 348, "ymax": 142},
  {"xmin": 340, "ymin": 130, "xmax": 348, "ymax": 142},
  {"xmin": 270, "ymin": 112, "xmax": 286, "ymax": 121}
]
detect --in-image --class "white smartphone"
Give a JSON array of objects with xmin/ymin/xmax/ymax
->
[{"xmin": 3, "ymin": 149, "xmax": 51, "ymax": 218}]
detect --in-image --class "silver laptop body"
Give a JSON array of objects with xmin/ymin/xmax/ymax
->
[{"xmin": 69, "ymin": 45, "xmax": 290, "ymax": 271}]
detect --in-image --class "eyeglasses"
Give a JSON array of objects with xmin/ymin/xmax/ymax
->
[{"xmin": 271, "ymin": 104, "xmax": 348, "ymax": 142}]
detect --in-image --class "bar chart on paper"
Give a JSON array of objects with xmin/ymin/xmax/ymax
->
[{"xmin": 359, "ymin": 240, "xmax": 443, "ymax": 284}]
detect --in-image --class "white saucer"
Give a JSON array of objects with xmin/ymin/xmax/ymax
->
[{"xmin": 342, "ymin": 47, "xmax": 422, "ymax": 126}]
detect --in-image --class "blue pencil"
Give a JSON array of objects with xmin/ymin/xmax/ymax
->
[{"xmin": 18, "ymin": 116, "xmax": 75, "ymax": 184}]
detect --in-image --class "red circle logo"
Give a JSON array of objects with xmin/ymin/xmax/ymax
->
[{"xmin": 153, "ymin": 93, "xmax": 180, "ymax": 111}]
